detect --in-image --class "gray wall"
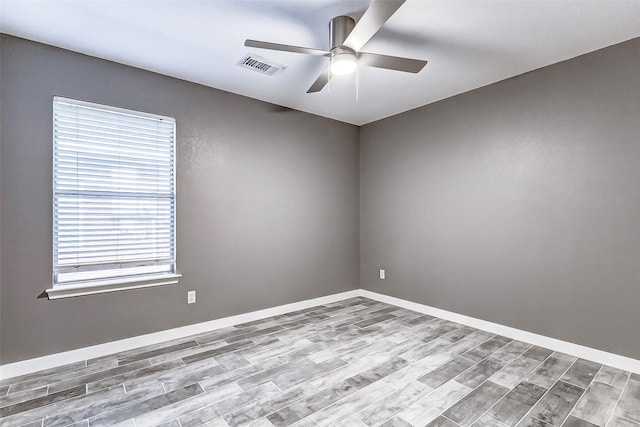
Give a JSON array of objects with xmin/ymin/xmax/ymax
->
[
  {"xmin": 0, "ymin": 35, "xmax": 3, "ymax": 363},
  {"xmin": 0, "ymin": 35, "xmax": 360, "ymax": 364},
  {"xmin": 360, "ymin": 38, "xmax": 640, "ymax": 359}
]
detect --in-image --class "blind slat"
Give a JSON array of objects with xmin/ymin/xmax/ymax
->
[
  {"xmin": 58, "ymin": 239, "xmax": 173, "ymax": 248},
  {"xmin": 55, "ymin": 104, "xmax": 174, "ymax": 130},
  {"xmin": 56, "ymin": 153, "xmax": 176, "ymax": 170},
  {"xmin": 58, "ymin": 248, "xmax": 172, "ymax": 259},
  {"xmin": 55, "ymin": 223, "xmax": 173, "ymax": 232},
  {"xmin": 56, "ymin": 116, "xmax": 175, "ymax": 137}
]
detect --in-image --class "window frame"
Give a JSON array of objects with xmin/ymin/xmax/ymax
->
[{"xmin": 46, "ymin": 97, "xmax": 180, "ymax": 299}]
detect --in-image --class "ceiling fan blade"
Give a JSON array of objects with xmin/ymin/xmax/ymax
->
[
  {"xmin": 343, "ymin": 0, "xmax": 406, "ymax": 52},
  {"xmin": 307, "ymin": 66, "xmax": 330, "ymax": 93},
  {"xmin": 245, "ymin": 40, "xmax": 330, "ymax": 57},
  {"xmin": 358, "ymin": 52, "xmax": 427, "ymax": 73}
]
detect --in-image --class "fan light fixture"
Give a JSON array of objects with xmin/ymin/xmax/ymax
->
[{"xmin": 330, "ymin": 51, "xmax": 357, "ymax": 75}]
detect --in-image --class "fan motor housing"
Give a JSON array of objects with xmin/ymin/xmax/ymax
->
[{"xmin": 330, "ymin": 15, "xmax": 355, "ymax": 50}]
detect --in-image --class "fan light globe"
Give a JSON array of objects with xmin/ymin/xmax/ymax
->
[{"xmin": 330, "ymin": 52, "xmax": 357, "ymax": 75}]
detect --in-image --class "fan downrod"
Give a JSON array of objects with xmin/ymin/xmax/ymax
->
[{"xmin": 330, "ymin": 15, "xmax": 355, "ymax": 50}]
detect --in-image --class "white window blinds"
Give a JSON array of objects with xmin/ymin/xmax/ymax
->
[{"xmin": 53, "ymin": 97, "xmax": 176, "ymax": 287}]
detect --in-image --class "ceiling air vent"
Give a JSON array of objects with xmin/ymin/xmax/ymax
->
[{"xmin": 238, "ymin": 54, "xmax": 286, "ymax": 76}]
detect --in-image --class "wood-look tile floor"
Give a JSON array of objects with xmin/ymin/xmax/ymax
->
[{"xmin": 1, "ymin": 297, "xmax": 639, "ymax": 427}]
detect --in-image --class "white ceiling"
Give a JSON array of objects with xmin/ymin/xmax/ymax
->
[{"xmin": 1, "ymin": 0, "xmax": 639, "ymax": 125}]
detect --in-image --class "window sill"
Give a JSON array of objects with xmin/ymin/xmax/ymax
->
[{"xmin": 45, "ymin": 273, "xmax": 182, "ymax": 300}]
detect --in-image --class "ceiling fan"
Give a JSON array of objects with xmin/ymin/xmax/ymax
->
[{"xmin": 244, "ymin": 0, "xmax": 428, "ymax": 93}]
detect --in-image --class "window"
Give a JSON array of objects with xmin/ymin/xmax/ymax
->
[{"xmin": 47, "ymin": 97, "xmax": 179, "ymax": 299}]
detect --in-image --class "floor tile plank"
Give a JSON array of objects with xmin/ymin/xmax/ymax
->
[
  {"xmin": 223, "ymin": 382, "xmax": 317, "ymax": 427},
  {"xmin": 418, "ymin": 356, "xmax": 475, "ymax": 388},
  {"xmin": 490, "ymin": 356, "xmax": 544, "ymax": 389},
  {"xmin": 346, "ymin": 357, "xmax": 409, "ymax": 389},
  {"xmin": 594, "ymin": 366, "xmax": 629, "ymax": 389},
  {"xmin": 516, "ymin": 415, "xmax": 553, "ymax": 426},
  {"xmin": 0, "ymin": 362, "xmax": 86, "ymax": 389},
  {"xmin": 608, "ymin": 416, "xmax": 640, "ymax": 426},
  {"xmin": 397, "ymin": 380, "xmax": 473, "ymax": 426},
  {"xmin": 461, "ymin": 337, "xmax": 511, "ymax": 362},
  {"xmin": 0, "ymin": 386, "xmax": 48, "ymax": 409},
  {"xmin": 570, "ymin": 381, "xmax": 621, "ymax": 426},
  {"xmin": 0, "ymin": 385, "xmax": 85, "ymax": 418},
  {"xmin": 2, "ymin": 385, "xmax": 124, "ymax": 427},
  {"xmin": 526, "ymin": 357, "xmax": 573, "ymax": 389},
  {"xmin": 88, "ymin": 383, "xmax": 203, "ymax": 427},
  {"xmin": 528, "ymin": 381, "xmax": 585, "ymax": 426},
  {"xmin": 561, "ymin": 360, "xmax": 602, "ymax": 389},
  {"xmin": 132, "ymin": 382, "xmax": 243, "ymax": 427},
  {"xmin": 562, "ymin": 415, "xmax": 598, "ymax": 427},
  {"xmin": 442, "ymin": 380, "xmax": 509, "ymax": 426},
  {"xmin": 309, "ymin": 380, "xmax": 393, "ymax": 426},
  {"xmin": 615, "ymin": 378, "xmax": 640, "ymax": 423},
  {"xmin": 46, "ymin": 360, "xmax": 151, "ymax": 394},
  {"xmin": 117, "ymin": 340, "xmax": 199, "ymax": 366},
  {"xmin": 455, "ymin": 357, "xmax": 505, "ymax": 389},
  {"xmin": 43, "ymin": 382, "xmax": 163, "ymax": 427},
  {"xmin": 488, "ymin": 381, "xmax": 547, "ymax": 426},
  {"xmin": 267, "ymin": 381, "xmax": 357, "ymax": 426},
  {"xmin": 355, "ymin": 380, "xmax": 430, "ymax": 426},
  {"xmin": 523, "ymin": 347, "xmax": 554, "ymax": 362}
]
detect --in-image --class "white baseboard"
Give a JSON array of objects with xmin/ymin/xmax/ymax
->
[
  {"xmin": 0, "ymin": 289, "xmax": 362, "ymax": 381},
  {"xmin": 3, "ymin": 288, "xmax": 639, "ymax": 380},
  {"xmin": 360, "ymin": 290, "xmax": 640, "ymax": 374}
]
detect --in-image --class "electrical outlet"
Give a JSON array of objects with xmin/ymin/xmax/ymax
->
[
  {"xmin": 379, "ymin": 269, "xmax": 385, "ymax": 279},
  {"xmin": 187, "ymin": 290, "xmax": 196, "ymax": 304}
]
